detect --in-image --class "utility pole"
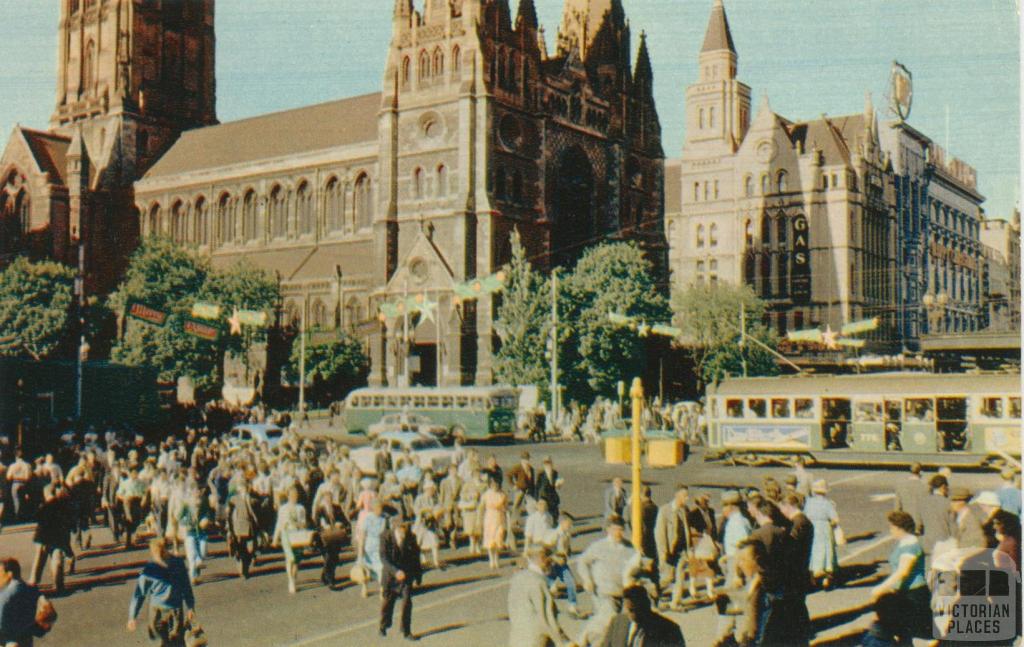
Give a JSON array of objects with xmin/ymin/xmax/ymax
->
[
  {"xmin": 550, "ymin": 270, "xmax": 559, "ymax": 424},
  {"xmin": 740, "ymin": 302, "xmax": 748, "ymax": 378},
  {"xmin": 298, "ymin": 302, "xmax": 306, "ymax": 415},
  {"xmin": 630, "ymin": 378, "xmax": 644, "ymax": 549},
  {"xmin": 74, "ymin": 242, "xmax": 85, "ymax": 420}
]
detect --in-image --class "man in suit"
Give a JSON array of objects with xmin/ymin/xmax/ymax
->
[
  {"xmin": 535, "ymin": 457, "xmax": 562, "ymax": 519},
  {"xmin": 605, "ymin": 478, "xmax": 630, "ymax": 521},
  {"xmin": 654, "ymin": 484, "xmax": 694, "ymax": 608},
  {"xmin": 507, "ymin": 452, "xmax": 536, "ymax": 547},
  {"xmin": 507, "ymin": 547, "xmax": 572, "ymax": 647},
  {"xmin": 949, "ymin": 487, "xmax": 985, "ymax": 550},
  {"xmin": 379, "ymin": 519, "xmax": 422, "ymax": 641},
  {"xmin": 745, "ymin": 498, "xmax": 789, "ymax": 621},
  {"xmin": 601, "ymin": 584, "xmax": 685, "ymax": 647},
  {"xmin": 893, "ymin": 463, "xmax": 927, "ymax": 533},
  {"xmin": 639, "ymin": 487, "xmax": 660, "ymax": 566},
  {"xmin": 920, "ymin": 474, "xmax": 952, "ymax": 558},
  {"xmin": 779, "ymin": 493, "xmax": 813, "ymax": 646}
]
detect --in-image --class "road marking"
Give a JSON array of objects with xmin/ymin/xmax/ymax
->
[
  {"xmin": 288, "ymin": 577, "xmax": 511, "ymax": 646},
  {"xmin": 829, "ymin": 471, "xmax": 880, "ymax": 487},
  {"xmin": 838, "ymin": 534, "xmax": 894, "ymax": 565}
]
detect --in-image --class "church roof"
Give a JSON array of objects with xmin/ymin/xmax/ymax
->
[
  {"xmin": 144, "ymin": 92, "xmax": 382, "ymax": 180},
  {"xmin": 701, "ymin": 0, "xmax": 736, "ymax": 54},
  {"xmin": 19, "ymin": 128, "xmax": 70, "ymax": 185}
]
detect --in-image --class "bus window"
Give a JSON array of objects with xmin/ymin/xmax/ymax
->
[
  {"xmin": 854, "ymin": 401, "xmax": 883, "ymax": 422},
  {"xmin": 981, "ymin": 397, "xmax": 1004, "ymax": 419},
  {"xmin": 455, "ymin": 396, "xmax": 469, "ymax": 409},
  {"xmin": 795, "ymin": 399, "xmax": 815, "ymax": 419},
  {"xmin": 905, "ymin": 399, "xmax": 934, "ymax": 422},
  {"xmin": 371, "ymin": 395, "xmax": 383, "ymax": 407},
  {"xmin": 1010, "ymin": 397, "xmax": 1021, "ymax": 419},
  {"xmin": 385, "ymin": 394, "xmax": 400, "ymax": 408},
  {"xmin": 771, "ymin": 399, "xmax": 790, "ymax": 418},
  {"xmin": 471, "ymin": 397, "xmax": 485, "ymax": 410},
  {"xmin": 726, "ymin": 399, "xmax": 743, "ymax": 418},
  {"xmin": 747, "ymin": 399, "xmax": 767, "ymax": 419}
]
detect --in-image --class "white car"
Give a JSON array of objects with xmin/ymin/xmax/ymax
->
[
  {"xmin": 366, "ymin": 413, "xmax": 449, "ymax": 442},
  {"xmin": 351, "ymin": 432, "xmax": 453, "ymax": 476},
  {"xmin": 227, "ymin": 423, "xmax": 285, "ymax": 449}
]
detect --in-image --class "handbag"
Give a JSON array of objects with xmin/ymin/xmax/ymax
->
[
  {"xmin": 184, "ymin": 620, "xmax": 208, "ymax": 647},
  {"xmin": 694, "ymin": 533, "xmax": 719, "ymax": 561},
  {"xmin": 288, "ymin": 529, "xmax": 316, "ymax": 549},
  {"xmin": 349, "ymin": 562, "xmax": 369, "ymax": 585},
  {"xmin": 834, "ymin": 526, "xmax": 847, "ymax": 546}
]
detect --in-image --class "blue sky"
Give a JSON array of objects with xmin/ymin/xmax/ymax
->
[{"xmin": 1, "ymin": 0, "xmax": 1019, "ymax": 217}]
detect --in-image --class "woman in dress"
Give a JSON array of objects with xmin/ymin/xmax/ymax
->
[
  {"xmin": 804, "ymin": 479, "xmax": 840, "ymax": 588},
  {"xmin": 458, "ymin": 471, "xmax": 484, "ymax": 554},
  {"xmin": 412, "ymin": 481, "xmax": 442, "ymax": 569},
  {"xmin": 865, "ymin": 511, "xmax": 930, "ymax": 646},
  {"xmin": 358, "ymin": 499, "xmax": 388, "ymax": 598},
  {"xmin": 480, "ymin": 477, "xmax": 508, "ymax": 569},
  {"xmin": 272, "ymin": 485, "xmax": 308, "ymax": 594}
]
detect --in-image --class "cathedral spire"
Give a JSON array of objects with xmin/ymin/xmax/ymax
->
[
  {"xmin": 701, "ymin": 0, "xmax": 736, "ymax": 54},
  {"xmin": 517, "ymin": 0, "xmax": 538, "ymax": 30},
  {"xmin": 633, "ymin": 30, "xmax": 653, "ymax": 88}
]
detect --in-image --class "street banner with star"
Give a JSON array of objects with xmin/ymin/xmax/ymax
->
[{"xmin": 126, "ymin": 300, "xmax": 169, "ymax": 327}]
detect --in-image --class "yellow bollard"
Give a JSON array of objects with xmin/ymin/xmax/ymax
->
[{"xmin": 630, "ymin": 377, "xmax": 643, "ymax": 550}]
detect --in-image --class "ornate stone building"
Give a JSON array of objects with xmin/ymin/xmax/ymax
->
[
  {"xmin": 0, "ymin": 0, "xmax": 216, "ymax": 293},
  {"xmin": 666, "ymin": 0, "xmax": 897, "ymax": 346},
  {"xmin": 128, "ymin": 0, "xmax": 666, "ymax": 388}
]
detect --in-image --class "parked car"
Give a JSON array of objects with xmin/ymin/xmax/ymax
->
[
  {"xmin": 351, "ymin": 431, "xmax": 453, "ymax": 476},
  {"xmin": 367, "ymin": 412, "xmax": 450, "ymax": 442},
  {"xmin": 228, "ymin": 423, "xmax": 284, "ymax": 448}
]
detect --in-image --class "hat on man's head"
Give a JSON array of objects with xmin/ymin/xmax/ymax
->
[
  {"xmin": 950, "ymin": 487, "xmax": 972, "ymax": 502},
  {"xmin": 811, "ymin": 479, "xmax": 829, "ymax": 494},
  {"xmin": 722, "ymin": 490, "xmax": 743, "ymax": 506},
  {"xmin": 972, "ymin": 491, "xmax": 1000, "ymax": 507},
  {"xmin": 521, "ymin": 451, "xmax": 531, "ymax": 460}
]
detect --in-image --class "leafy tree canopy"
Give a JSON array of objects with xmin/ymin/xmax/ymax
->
[
  {"xmin": 286, "ymin": 333, "xmax": 369, "ymax": 405},
  {"xmin": 493, "ymin": 230, "xmax": 550, "ymax": 391},
  {"xmin": 0, "ymin": 257, "xmax": 76, "ymax": 360}
]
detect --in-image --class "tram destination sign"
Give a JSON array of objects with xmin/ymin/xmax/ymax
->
[{"xmin": 791, "ymin": 214, "xmax": 811, "ymax": 304}]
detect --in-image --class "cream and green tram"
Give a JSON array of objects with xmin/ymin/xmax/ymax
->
[{"xmin": 706, "ymin": 372, "xmax": 1021, "ymax": 469}]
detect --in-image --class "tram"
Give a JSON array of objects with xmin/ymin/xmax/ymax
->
[{"xmin": 705, "ymin": 372, "xmax": 1021, "ymax": 469}]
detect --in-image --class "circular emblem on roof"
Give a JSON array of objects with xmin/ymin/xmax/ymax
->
[
  {"xmin": 499, "ymin": 114, "xmax": 523, "ymax": 151},
  {"xmin": 755, "ymin": 140, "xmax": 776, "ymax": 164},
  {"xmin": 409, "ymin": 258, "xmax": 429, "ymax": 284}
]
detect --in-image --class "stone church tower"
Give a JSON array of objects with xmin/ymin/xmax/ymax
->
[{"xmin": 1, "ymin": 0, "xmax": 216, "ymax": 292}]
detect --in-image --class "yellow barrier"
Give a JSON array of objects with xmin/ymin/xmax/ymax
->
[
  {"xmin": 605, "ymin": 436, "xmax": 632, "ymax": 464},
  {"xmin": 646, "ymin": 438, "xmax": 684, "ymax": 468}
]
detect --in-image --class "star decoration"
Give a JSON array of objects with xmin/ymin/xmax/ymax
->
[
  {"xmin": 418, "ymin": 295, "xmax": 438, "ymax": 323},
  {"xmin": 228, "ymin": 309, "xmax": 242, "ymax": 335},
  {"xmin": 822, "ymin": 325, "xmax": 838, "ymax": 350}
]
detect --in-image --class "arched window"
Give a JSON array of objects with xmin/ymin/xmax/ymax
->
[
  {"xmin": 432, "ymin": 47, "xmax": 444, "ymax": 77},
  {"xmin": 451, "ymin": 45, "xmax": 461, "ymax": 75},
  {"xmin": 713, "ymin": 180, "xmax": 719, "ymax": 200},
  {"xmin": 667, "ymin": 221, "xmax": 677, "ymax": 245},
  {"xmin": 418, "ymin": 50, "xmax": 430, "ymax": 82},
  {"xmin": 508, "ymin": 57, "xmax": 518, "ymax": 88},
  {"xmin": 147, "ymin": 204, "xmax": 160, "ymax": 238},
  {"xmin": 776, "ymin": 170, "xmax": 788, "ymax": 193},
  {"xmin": 744, "ymin": 253, "xmax": 756, "ymax": 286},
  {"xmin": 311, "ymin": 300, "xmax": 327, "ymax": 329},
  {"xmin": 269, "ymin": 185, "xmax": 286, "ymax": 238},
  {"xmin": 325, "ymin": 177, "xmax": 344, "ymax": 233},
  {"xmin": 778, "ymin": 254, "xmax": 788, "ymax": 296},
  {"xmin": 693, "ymin": 182, "xmax": 700, "ymax": 202},
  {"xmin": 512, "ymin": 169, "xmax": 523, "ymax": 203},
  {"xmin": 744, "ymin": 175, "xmax": 753, "ymax": 197},
  {"xmin": 344, "ymin": 297, "xmax": 361, "ymax": 330},
  {"xmin": 760, "ymin": 174, "xmax": 769, "ymax": 195},
  {"xmin": 761, "ymin": 255, "xmax": 772, "ymax": 296},
  {"xmin": 171, "ymin": 201, "xmax": 186, "ymax": 242},
  {"xmin": 703, "ymin": 182, "xmax": 709, "ymax": 201},
  {"xmin": 495, "ymin": 168, "xmax": 507, "ymax": 200},
  {"xmin": 696, "ymin": 224, "xmax": 705, "ymax": 248},
  {"xmin": 243, "ymin": 190, "xmax": 258, "ymax": 241},
  {"xmin": 436, "ymin": 165, "xmax": 447, "ymax": 197},
  {"xmin": 709, "ymin": 107, "xmax": 716, "ymax": 129},
  {"xmin": 413, "ymin": 167, "xmax": 424, "ymax": 199},
  {"xmin": 217, "ymin": 193, "xmax": 232, "ymax": 245},
  {"xmin": 401, "ymin": 57, "xmax": 411, "ymax": 88},
  {"xmin": 709, "ymin": 223, "xmax": 718, "ymax": 247},
  {"xmin": 745, "ymin": 220, "xmax": 753, "ymax": 247},
  {"xmin": 761, "ymin": 216, "xmax": 771, "ymax": 245},
  {"xmin": 296, "ymin": 182, "xmax": 313, "ymax": 236},
  {"xmin": 354, "ymin": 173, "xmax": 372, "ymax": 229},
  {"xmin": 777, "ymin": 218, "xmax": 787, "ymax": 246},
  {"xmin": 15, "ymin": 192, "xmax": 29, "ymax": 238},
  {"xmin": 194, "ymin": 197, "xmax": 208, "ymax": 245},
  {"xmin": 81, "ymin": 40, "xmax": 96, "ymax": 93},
  {"xmin": 699, "ymin": 108, "xmax": 705, "ymax": 129}
]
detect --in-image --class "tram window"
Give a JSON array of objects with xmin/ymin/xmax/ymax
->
[
  {"xmin": 454, "ymin": 396, "xmax": 469, "ymax": 409},
  {"xmin": 747, "ymin": 399, "xmax": 767, "ymax": 418},
  {"xmin": 726, "ymin": 399, "xmax": 743, "ymax": 418},
  {"xmin": 905, "ymin": 399, "xmax": 934, "ymax": 422},
  {"xmin": 981, "ymin": 397, "xmax": 1004, "ymax": 419},
  {"xmin": 1010, "ymin": 397, "xmax": 1021, "ymax": 419},
  {"xmin": 426, "ymin": 396, "xmax": 440, "ymax": 408},
  {"xmin": 795, "ymin": 399, "xmax": 815, "ymax": 419},
  {"xmin": 771, "ymin": 399, "xmax": 790, "ymax": 418},
  {"xmin": 885, "ymin": 401, "xmax": 901, "ymax": 421},
  {"xmin": 855, "ymin": 401, "xmax": 883, "ymax": 422},
  {"xmin": 937, "ymin": 398, "xmax": 967, "ymax": 421}
]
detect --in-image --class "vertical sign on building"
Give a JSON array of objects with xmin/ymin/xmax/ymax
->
[{"xmin": 792, "ymin": 214, "xmax": 811, "ymax": 303}]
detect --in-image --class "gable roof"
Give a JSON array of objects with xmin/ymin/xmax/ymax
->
[
  {"xmin": 19, "ymin": 128, "xmax": 70, "ymax": 185},
  {"xmin": 144, "ymin": 92, "xmax": 382, "ymax": 180},
  {"xmin": 701, "ymin": 0, "xmax": 736, "ymax": 54},
  {"xmin": 787, "ymin": 114, "xmax": 865, "ymax": 166}
]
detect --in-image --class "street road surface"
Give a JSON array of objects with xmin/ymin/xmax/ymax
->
[{"xmin": 0, "ymin": 439, "xmax": 1003, "ymax": 647}]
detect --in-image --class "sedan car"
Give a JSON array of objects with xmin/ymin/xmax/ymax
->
[
  {"xmin": 366, "ymin": 413, "xmax": 450, "ymax": 442},
  {"xmin": 351, "ymin": 431, "xmax": 453, "ymax": 476},
  {"xmin": 227, "ymin": 423, "xmax": 285, "ymax": 449}
]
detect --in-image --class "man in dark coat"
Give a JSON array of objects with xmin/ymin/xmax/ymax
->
[
  {"xmin": 28, "ymin": 485, "xmax": 73, "ymax": 593},
  {"xmin": 379, "ymin": 519, "xmax": 422, "ymax": 641},
  {"xmin": 535, "ymin": 457, "xmax": 561, "ymax": 519},
  {"xmin": 601, "ymin": 584, "xmax": 685, "ymax": 647},
  {"xmin": 779, "ymin": 493, "xmax": 813, "ymax": 646}
]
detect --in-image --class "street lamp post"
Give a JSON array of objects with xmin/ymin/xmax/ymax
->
[{"xmin": 630, "ymin": 377, "xmax": 644, "ymax": 549}]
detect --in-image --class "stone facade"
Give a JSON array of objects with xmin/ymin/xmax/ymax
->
[
  {"xmin": 979, "ymin": 212, "xmax": 1021, "ymax": 332},
  {"xmin": 130, "ymin": 0, "xmax": 666, "ymax": 388}
]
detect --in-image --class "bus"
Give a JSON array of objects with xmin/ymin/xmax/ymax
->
[
  {"xmin": 706, "ymin": 372, "xmax": 1021, "ymax": 469},
  {"xmin": 342, "ymin": 386, "xmax": 519, "ymax": 443}
]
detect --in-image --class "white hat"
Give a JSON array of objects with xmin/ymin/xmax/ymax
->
[{"xmin": 972, "ymin": 491, "xmax": 1001, "ymax": 508}]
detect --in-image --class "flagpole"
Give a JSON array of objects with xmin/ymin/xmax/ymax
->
[
  {"xmin": 435, "ymin": 290, "xmax": 442, "ymax": 387},
  {"xmin": 298, "ymin": 303, "xmax": 306, "ymax": 414}
]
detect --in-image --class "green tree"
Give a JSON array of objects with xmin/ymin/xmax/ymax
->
[
  {"xmin": 671, "ymin": 282, "xmax": 780, "ymax": 389},
  {"xmin": 559, "ymin": 242, "xmax": 670, "ymax": 403},
  {"xmin": 286, "ymin": 333, "xmax": 369, "ymax": 405},
  {"xmin": 0, "ymin": 257, "xmax": 76, "ymax": 360},
  {"xmin": 200, "ymin": 260, "xmax": 279, "ymax": 358},
  {"xmin": 493, "ymin": 230, "xmax": 549, "ymax": 390}
]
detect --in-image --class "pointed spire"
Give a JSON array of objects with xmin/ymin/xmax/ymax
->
[
  {"xmin": 517, "ymin": 0, "xmax": 538, "ymax": 29},
  {"xmin": 634, "ymin": 30, "xmax": 653, "ymax": 84},
  {"xmin": 394, "ymin": 0, "xmax": 413, "ymax": 18},
  {"xmin": 701, "ymin": 0, "xmax": 736, "ymax": 54}
]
